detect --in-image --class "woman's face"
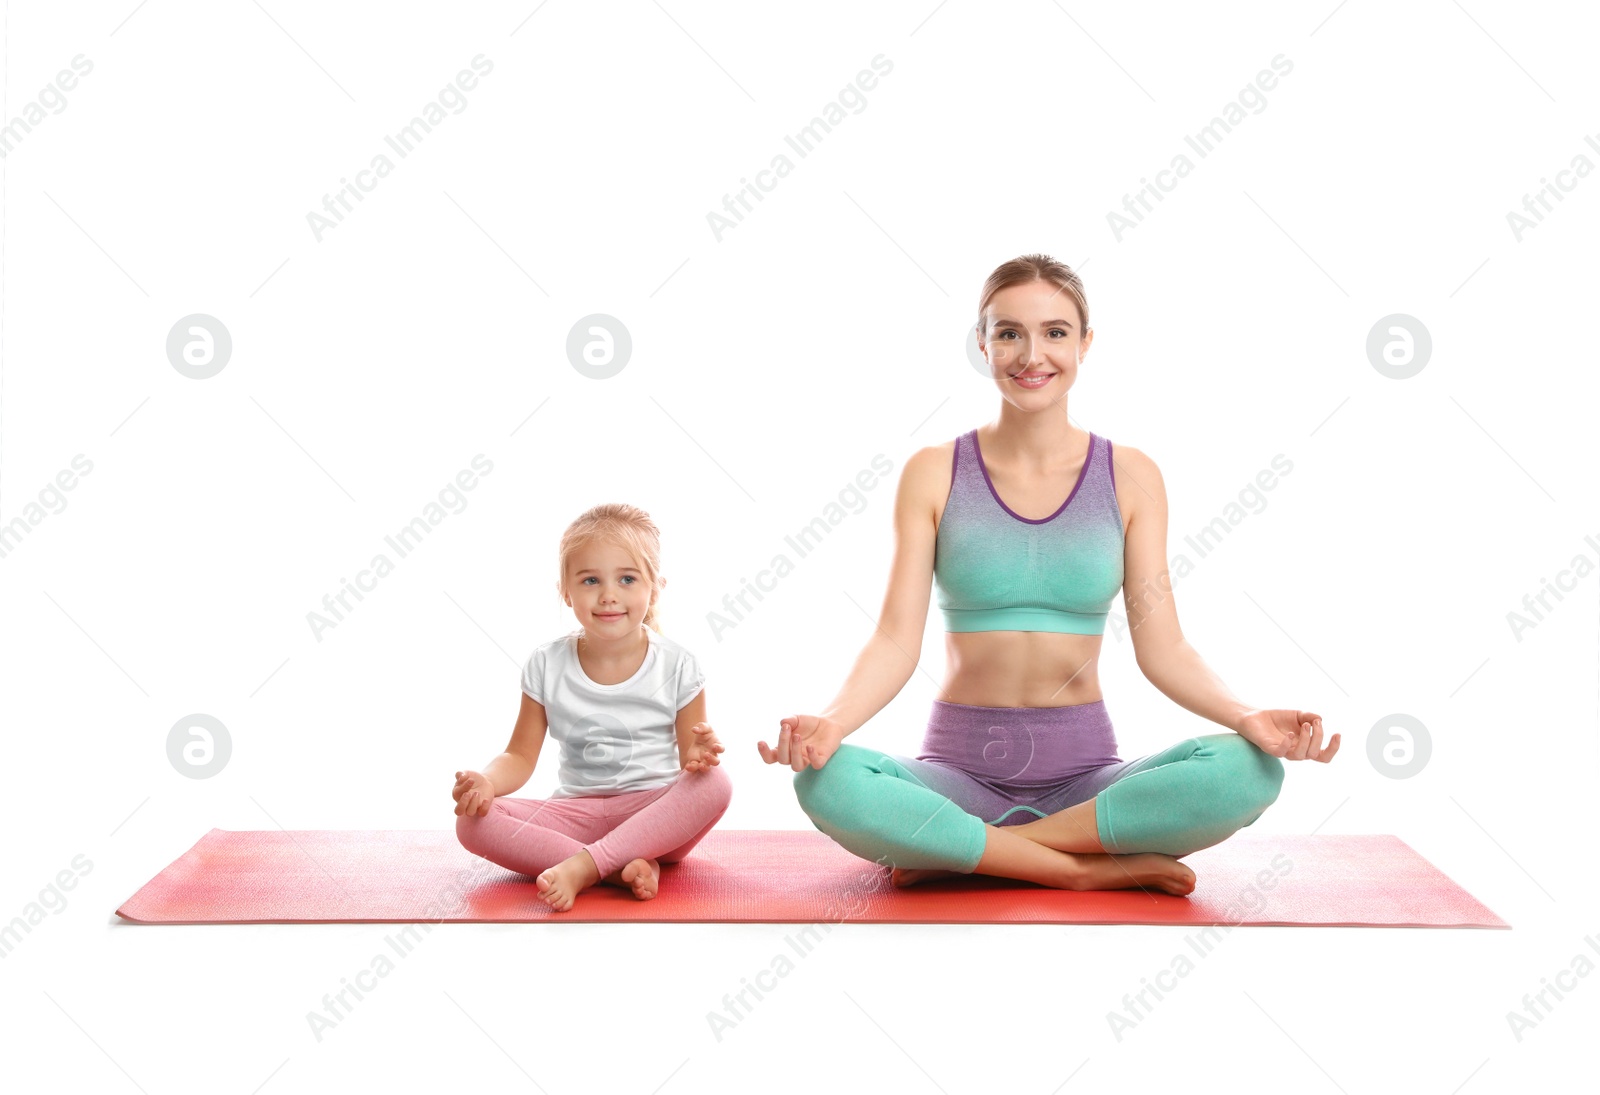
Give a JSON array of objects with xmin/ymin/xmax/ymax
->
[
  {"xmin": 979, "ymin": 280, "xmax": 1091, "ymax": 410},
  {"xmin": 563, "ymin": 539, "xmax": 656, "ymax": 634}
]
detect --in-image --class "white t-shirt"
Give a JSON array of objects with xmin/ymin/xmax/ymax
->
[{"xmin": 520, "ymin": 626, "xmax": 706, "ymax": 799}]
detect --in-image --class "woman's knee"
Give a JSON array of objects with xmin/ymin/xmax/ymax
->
[
  {"xmin": 1213, "ymin": 734, "xmax": 1285, "ymax": 811},
  {"xmin": 792, "ymin": 743, "xmax": 876, "ymax": 819}
]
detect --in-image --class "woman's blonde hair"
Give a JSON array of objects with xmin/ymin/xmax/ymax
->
[
  {"xmin": 556, "ymin": 503, "xmax": 667, "ymax": 633},
  {"xmin": 975, "ymin": 253, "xmax": 1090, "ymax": 343}
]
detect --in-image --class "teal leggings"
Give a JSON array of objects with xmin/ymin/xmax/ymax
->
[{"xmin": 793, "ymin": 732, "xmax": 1286, "ymax": 873}]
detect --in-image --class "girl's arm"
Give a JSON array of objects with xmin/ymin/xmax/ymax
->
[
  {"xmin": 480, "ymin": 692, "xmax": 548, "ymax": 795},
  {"xmin": 1120, "ymin": 445, "xmax": 1253, "ymax": 733},
  {"xmin": 675, "ymin": 686, "xmax": 710, "ymax": 763}
]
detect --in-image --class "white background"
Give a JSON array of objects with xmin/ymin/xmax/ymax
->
[{"xmin": 2, "ymin": 1, "xmax": 1596, "ymax": 1091}]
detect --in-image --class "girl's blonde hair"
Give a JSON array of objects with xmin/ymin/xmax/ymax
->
[
  {"xmin": 557, "ymin": 503, "xmax": 667, "ymax": 634},
  {"xmin": 975, "ymin": 253, "xmax": 1091, "ymax": 343}
]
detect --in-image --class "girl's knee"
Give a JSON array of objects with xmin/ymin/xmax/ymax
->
[
  {"xmin": 693, "ymin": 763, "xmax": 734, "ymax": 810},
  {"xmin": 455, "ymin": 812, "xmax": 485, "ymax": 854},
  {"xmin": 454, "ymin": 798, "xmax": 513, "ymax": 852}
]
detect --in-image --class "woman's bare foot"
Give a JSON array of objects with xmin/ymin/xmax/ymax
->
[
  {"xmin": 536, "ymin": 850, "xmax": 602, "ymax": 912},
  {"xmin": 602, "ymin": 857, "xmax": 661, "ymax": 901},
  {"xmin": 890, "ymin": 867, "xmax": 959, "ymax": 888},
  {"xmin": 892, "ymin": 853, "xmax": 1193, "ymax": 895},
  {"xmin": 1065, "ymin": 851, "xmax": 1196, "ymax": 896},
  {"xmin": 965, "ymin": 823, "xmax": 1196, "ymax": 896}
]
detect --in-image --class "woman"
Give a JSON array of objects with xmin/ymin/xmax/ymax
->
[{"xmin": 757, "ymin": 254, "xmax": 1339, "ymax": 895}]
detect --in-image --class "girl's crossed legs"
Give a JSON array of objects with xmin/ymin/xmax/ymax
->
[
  {"xmin": 793, "ymin": 700, "xmax": 1284, "ymax": 890},
  {"xmin": 457, "ymin": 765, "xmax": 732, "ymax": 904}
]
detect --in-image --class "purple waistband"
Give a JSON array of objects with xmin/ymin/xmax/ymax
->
[{"xmin": 915, "ymin": 698, "xmax": 1120, "ymax": 788}]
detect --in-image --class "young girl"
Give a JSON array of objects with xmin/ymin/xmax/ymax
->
[{"xmin": 453, "ymin": 503, "xmax": 732, "ymax": 912}]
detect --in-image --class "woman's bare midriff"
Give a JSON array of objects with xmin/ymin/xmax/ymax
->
[{"xmin": 939, "ymin": 631, "xmax": 1105, "ymax": 708}]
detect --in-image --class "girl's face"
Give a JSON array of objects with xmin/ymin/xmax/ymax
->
[
  {"xmin": 563, "ymin": 538, "xmax": 656, "ymax": 634},
  {"xmin": 979, "ymin": 280, "xmax": 1092, "ymax": 410}
]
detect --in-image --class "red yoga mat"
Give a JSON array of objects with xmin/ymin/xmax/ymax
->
[{"xmin": 115, "ymin": 828, "xmax": 1507, "ymax": 928}]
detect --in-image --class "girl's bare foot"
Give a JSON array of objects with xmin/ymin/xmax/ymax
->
[
  {"xmin": 602, "ymin": 857, "xmax": 661, "ymax": 901},
  {"xmin": 536, "ymin": 850, "xmax": 601, "ymax": 912}
]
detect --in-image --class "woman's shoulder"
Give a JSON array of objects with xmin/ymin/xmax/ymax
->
[
  {"xmin": 1105, "ymin": 437, "xmax": 1160, "ymax": 478},
  {"xmin": 901, "ymin": 436, "xmax": 960, "ymax": 491},
  {"xmin": 1101, "ymin": 438, "xmax": 1165, "ymax": 529}
]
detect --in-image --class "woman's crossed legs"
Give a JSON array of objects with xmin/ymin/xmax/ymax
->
[{"xmin": 793, "ymin": 732, "xmax": 1284, "ymax": 894}]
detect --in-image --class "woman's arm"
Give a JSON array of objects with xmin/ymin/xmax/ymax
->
[
  {"xmin": 1118, "ymin": 445, "xmax": 1254, "ymax": 733},
  {"xmin": 480, "ymin": 692, "xmax": 548, "ymax": 794}
]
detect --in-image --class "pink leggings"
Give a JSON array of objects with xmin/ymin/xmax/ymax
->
[{"xmin": 456, "ymin": 765, "xmax": 732, "ymax": 880}]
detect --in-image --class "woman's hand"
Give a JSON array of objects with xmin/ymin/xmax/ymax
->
[
  {"xmin": 682, "ymin": 722, "xmax": 726, "ymax": 773},
  {"xmin": 758, "ymin": 714, "xmax": 846, "ymax": 772},
  {"xmin": 1234, "ymin": 710, "xmax": 1340, "ymax": 762},
  {"xmin": 453, "ymin": 769, "xmax": 496, "ymax": 817}
]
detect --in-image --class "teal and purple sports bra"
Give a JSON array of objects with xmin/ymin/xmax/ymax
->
[{"xmin": 933, "ymin": 429, "xmax": 1125, "ymax": 635}]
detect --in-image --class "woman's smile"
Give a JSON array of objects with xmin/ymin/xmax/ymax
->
[{"xmin": 1011, "ymin": 370, "xmax": 1056, "ymax": 389}]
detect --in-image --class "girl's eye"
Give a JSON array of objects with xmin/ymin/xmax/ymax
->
[{"xmin": 621, "ymin": 576, "xmax": 635, "ymax": 584}]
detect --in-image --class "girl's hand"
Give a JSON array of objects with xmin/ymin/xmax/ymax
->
[
  {"xmin": 758, "ymin": 714, "xmax": 846, "ymax": 772},
  {"xmin": 1235, "ymin": 710, "xmax": 1340, "ymax": 763},
  {"xmin": 453, "ymin": 769, "xmax": 496, "ymax": 816},
  {"xmin": 682, "ymin": 723, "xmax": 726, "ymax": 773}
]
